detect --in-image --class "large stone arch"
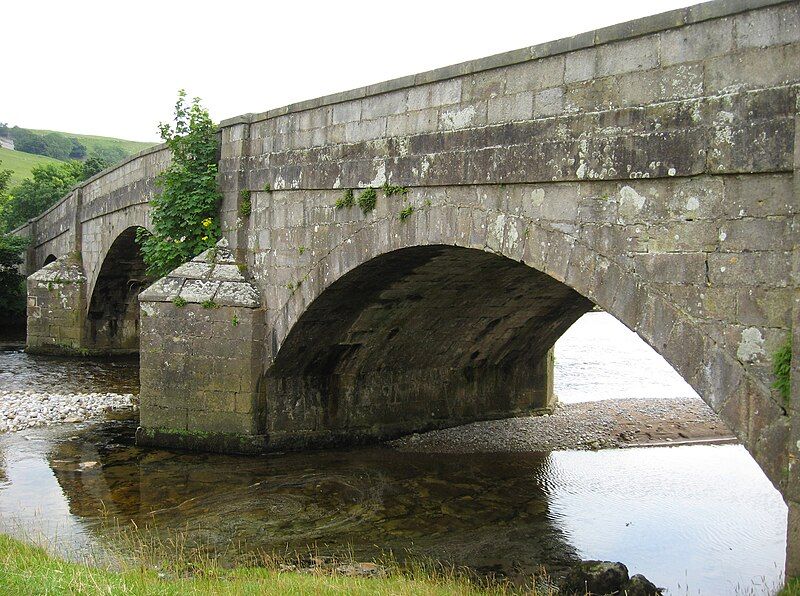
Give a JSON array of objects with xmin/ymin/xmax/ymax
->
[
  {"xmin": 265, "ymin": 245, "xmax": 592, "ymax": 446},
  {"xmin": 259, "ymin": 195, "xmax": 788, "ymax": 495}
]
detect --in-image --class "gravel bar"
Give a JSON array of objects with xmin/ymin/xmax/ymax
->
[
  {"xmin": 390, "ymin": 397, "xmax": 735, "ymax": 453},
  {"xmin": 0, "ymin": 391, "xmax": 136, "ymax": 433}
]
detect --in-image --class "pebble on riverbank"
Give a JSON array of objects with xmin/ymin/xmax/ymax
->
[{"xmin": 0, "ymin": 391, "xmax": 136, "ymax": 433}]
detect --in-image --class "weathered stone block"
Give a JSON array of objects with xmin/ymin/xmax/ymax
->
[
  {"xmin": 26, "ymin": 254, "xmax": 87, "ymax": 355},
  {"xmin": 660, "ymin": 16, "xmax": 734, "ymax": 65}
]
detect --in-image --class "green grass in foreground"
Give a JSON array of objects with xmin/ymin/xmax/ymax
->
[
  {"xmin": 0, "ymin": 534, "xmax": 537, "ymax": 596},
  {"xmin": 0, "ymin": 146, "xmax": 62, "ymax": 186},
  {"xmin": 779, "ymin": 578, "xmax": 800, "ymax": 596},
  {"xmin": 29, "ymin": 129, "xmax": 155, "ymax": 159}
]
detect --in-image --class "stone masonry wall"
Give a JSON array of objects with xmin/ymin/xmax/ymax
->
[
  {"xmin": 208, "ymin": 0, "xmax": 798, "ymax": 505},
  {"xmin": 137, "ymin": 242, "xmax": 266, "ymax": 453},
  {"xmin": 26, "ymin": 254, "xmax": 87, "ymax": 354}
]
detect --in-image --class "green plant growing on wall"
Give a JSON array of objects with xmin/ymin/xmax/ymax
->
[
  {"xmin": 201, "ymin": 299, "xmax": 219, "ymax": 309},
  {"xmin": 772, "ymin": 336, "xmax": 792, "ymax": 404},
  {"xmin": 231, "ymin": 314, "xmax": 239, "ymax": 327},
  {"xmin": 298, "ymin": 246, "xmax": 306, "ymax": 255},
  {"xmin": 263, "ymin": 182, "xmax": 271, "ymax": 192},
  {"xmin": 136, "ymin": 90, "xmax": 221, "ymax": 278},
  {"xmin": 357, "ymin": 187, "xmax": 377, "ymax": 214},
  {"xmin": 239, "ymin": 190, "xmax": 252, "ymax": 217},
  {"xmin": 172, "ymin": 296, "xmax": 187, "ymax": 308},
  {"xmin": 382, "ymin": 182, "xmax": 409, "ymax": 197},
  {"xmin": 335, "ymin": 189, "xmax": 354, "ymax": 209},
  {"xmin": 399, "ymin": 205, "xmax": 415, "ymax": 221}
]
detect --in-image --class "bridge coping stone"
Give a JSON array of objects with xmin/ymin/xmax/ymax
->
[
  {"xmin": 219, "ymin": 0, "xmax": 794, "ymax": 127},
  {"xmin": 139, "ymin": 239, "xmax": 260, "ymax": 307}
]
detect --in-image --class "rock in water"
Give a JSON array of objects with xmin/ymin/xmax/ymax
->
[
  {"xmin": 562, "ymin": 561, "xmax": 629, "ymax": 595},
  {"xmin": 562, "ymin": 561, "xmax": 662, "ymax": 595},
  {"xmin": 625, "ymin": 574, "xmax": 663, "ymax": 595}
]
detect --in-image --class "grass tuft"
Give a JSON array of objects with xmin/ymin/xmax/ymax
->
[{"xmin": 0, "ymin": 532, "xmax": 562, "ymax": 595}]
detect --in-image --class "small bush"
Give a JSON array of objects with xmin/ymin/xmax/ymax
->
[
  {"xmin": 382, "ymin": 182, "xmax": 409, "ymax": 197},
  {"xmin": 239, "ymin": 198, "xmax": 252, "ymax": 217},
  {"xmin": 239, "ymin": 190, "xmax": 252, "ymax": 217},
  {"xmin": 399, "ymin": 205, "xmax": 415, "ymax": 221},
  {"xmin": 334, "ymin": 189, "xmax": 354, "ymax": 209},
  {"xmin": 357, "ymin": 188, "xmax": 378, "ymax": 214}
]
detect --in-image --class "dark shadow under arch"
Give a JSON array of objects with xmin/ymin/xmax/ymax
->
[
  {"xmin": 86, "ymin": 227, "xmax": 152, "ymax": 354},
  {"xmin": 43, "ymin": 254, "xmax": 57, "ymax": 266},
  {"xmin": 264, "ymin": 245, "xmax": 594, "ymax": 443}
]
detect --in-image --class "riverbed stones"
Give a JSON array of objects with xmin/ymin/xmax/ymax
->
[{"xmin": 0, "ymin": 390, "xmax": 135, "ymax": 433}]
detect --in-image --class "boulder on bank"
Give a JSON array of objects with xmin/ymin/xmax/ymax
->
[{"xmin": 562, "ymin": 561, "xmax": 662, "ymax": 595}]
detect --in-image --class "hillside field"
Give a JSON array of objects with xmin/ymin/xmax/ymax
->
[
  {"xmin": 0, "ymin": 147, "xmax": 62, "ymax": 186},
  {"xmin": 30, "ymin": 129, "xmax": 155, "ymax": 159}
]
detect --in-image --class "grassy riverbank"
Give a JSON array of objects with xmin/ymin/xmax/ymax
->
[{"xmin": 0, "ymin": 534, "xmax": 550, "ymax": 595}]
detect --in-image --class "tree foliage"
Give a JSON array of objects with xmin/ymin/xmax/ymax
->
[
  {"xmin": 2, "ymin": 126, "xmax": 90, "ymax": 162},
  {"xmin": 0, "ymin": 158, "xmax": 116, "ymax": 232},
  {"xmin": 0, "ymin": 163, "xmax": 28, "ymax": 321},
  {"xmin": 136, "ymin": 91, "xmax": 220, "ymax": 277}
]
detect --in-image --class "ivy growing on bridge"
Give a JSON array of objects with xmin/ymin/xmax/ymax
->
[{"xmin": 136, "ymin": 91, "xmax": 221, "ymax": 278}]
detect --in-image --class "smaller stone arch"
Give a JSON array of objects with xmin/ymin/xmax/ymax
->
[
  {"xmin": 43, "ymin": 254, "xmax": 57, "ymax": 266},
  {"xmin": 86, "ymin": 226, "xmax": 153, "ymax": 354}
]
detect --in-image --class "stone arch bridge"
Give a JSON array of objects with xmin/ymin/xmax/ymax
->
[{"xmin": 12, "ymin": 0, "xmax": 800, "ymax": 573}]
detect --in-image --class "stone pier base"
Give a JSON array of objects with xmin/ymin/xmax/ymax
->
[
  {"xmin": 136, "ymin": 241, "xmax": 266, "ymax": 453},
  {"xmin": 26, "ymin": 254, "xmax": 87, "ymax": 355}
]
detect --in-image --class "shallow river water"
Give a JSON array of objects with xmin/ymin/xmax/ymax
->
[{"xmin": 0, "ymin": 314, "xmax": 789, "ymax": 594}]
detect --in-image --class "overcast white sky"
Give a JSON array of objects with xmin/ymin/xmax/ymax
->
[{"xmin": 3, "ymin": 0, "xmax": 703, "ymax": 142}]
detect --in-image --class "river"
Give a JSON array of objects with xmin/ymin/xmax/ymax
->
[{"xmin": 0, "ymin": 313, "xmax": 788, "ymax": 594}]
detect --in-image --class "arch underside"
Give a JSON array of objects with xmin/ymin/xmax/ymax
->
[
  {"xmin": 265, "ymin": 245, "xmax": 593, "ymax": 445},
  {"xmin": 86, "ymin": 227, "xmax": 151, "ymax": 353}
]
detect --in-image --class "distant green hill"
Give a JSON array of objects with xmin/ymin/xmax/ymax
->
[
  {"xmin": 0, "ymin": 147, "xmax": 62, "ymax": 186},
  {"xmin": 0, "ymin": 129, "xmax": 156, "ymax": 187},
  {"xmin": 29, "ymin": 129, "xmax": 155, "ymax": 159}
]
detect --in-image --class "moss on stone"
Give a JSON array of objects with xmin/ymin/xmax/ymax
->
[{"xmin": 773, "ymin": 335, "xmax": 792, "ymax": 404}]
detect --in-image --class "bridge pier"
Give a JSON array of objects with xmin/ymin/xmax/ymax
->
[
  {"xmin": 26, "ymin": 253, "xmax": 88, "ymax": 355},
  {"xmin": 136, "ymin": 240, "xmax": 267, "ymax": 453}
]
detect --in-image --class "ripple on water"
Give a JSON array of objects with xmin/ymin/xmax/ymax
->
[{"xmin": 0, "ymin": 345, "xmax": 139, "ymax": 395}]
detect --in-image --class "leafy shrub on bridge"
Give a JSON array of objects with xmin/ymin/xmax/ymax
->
[{"xmin": 136, "ymin": 91, "xmax": 220, "ymax": 278}]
